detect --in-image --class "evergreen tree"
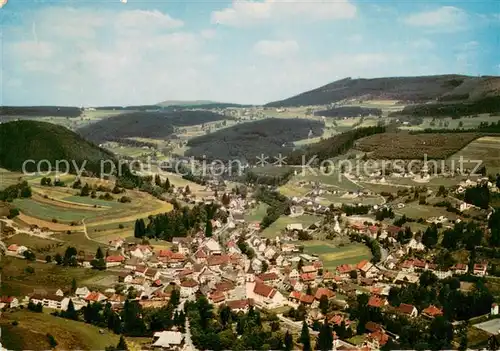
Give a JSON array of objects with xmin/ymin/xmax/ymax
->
[
  {"xmin": 116, "ymin": 336, "xmax": 128, "ymax": 351},
  {"xmin": 71, "ymin": 278, "xmax": 77, "ymax": 293},
  {"xmin": 154, "ymin": 174, "xmax": 162, "ymax": 187},
  {"xmin": 164, "ymin": 178, "xmax": 171, "ymax": 190},
  {"xmin": 205, "ymin": 219, "xmax": 213, "ymax": 237},
  {"xmin": 80, "ymin": 183, "xmax": 90, "ymax": 196},
  {"xmin": 64, "ymin": 299, "xmax": 78, "ymax": 320},
  {"xmin": 96, "ymin": 247, "xmax": 104, "ymax": 259},
  {"xmin": 319, "ymin": 294, "xmax": 329, "ymax": 315},
  {"xmin": 300, "ymin": 321, "xmax": 311, "ymax": 351},
  {"xmin": 317, "ymin": 319, "xmax": 333, "ymax": 351},
  {"xmin": 284, "ymin": 330, "xmax": 294, "ymax": 351},
  {"xmin": 54, "ymin": 253, "xmax": 63, "ymax": 265}
]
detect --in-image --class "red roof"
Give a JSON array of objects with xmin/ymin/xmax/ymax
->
[
  {"xmin": 369, "ymin": 330, "xmax": 389, "ymax": 346},
  {"xmin": 209, "ymin": 291, "xmax": 226, "ymax": 303},
  {"xmin": 367, "ymin": 296, "xmax": 387, "ymax": 308},
  {"xmin": 302, "ymin": 265, "xmax": 317, "ymax": 273},
  {"xmin": 336, "ymin": 264, "xmax": 353, "ymax": 274},
  {"xmin": 0, "ymin": 296, "xmax": 15, "ymax": 303},
  {"xmin": 207, "ymin": 255, "xmax": 230, "ymax": 266},
  {"xmin": 253, "ymin": 282, "xmax": 276, "ymax": 298},
  {"xmin": 7, "ymin": 244, "xmax": 18, "ymax": 251},
  {"xmin": 474, "ymin": 263, "xmax": 487, "ymax": 271},
  {"xmin": 322, "ymin": 271, "xmax": 336, "ymax": 280},
  {"xmin": 300, "ymin": 294, "xmax": 315, "ymax": 304},
  {"xmin": 365, "ymin": 321, "xmax": 382, "ymax": 333},
  {"xmin": 85, "ymin": 292, "xmax": 104, "ymax": 302},
  {"xmin": 453, "ymin": 263, "xmax": 467, "ymax": 270},
  {"xmin": 215, "ymin": 281, "xmax": 235, "ymax": 292},
  {"xmin": 368, "ymin": 225, "xmax": 379, "ymax": 233},
  {"xmin": 398, "ymin": 303, "xmax": 416, "ymax": 315},
  {"xmin": 105, "ymin": 255, "xmax": 125, "ymax": 263},
  {"xmin": 195, "ymin": 248, "xmax": 207, "ymax": 258},
  {"xmin": 422, "ymin": 305, "xmax": 443, "ymax": 317},
  {"xmin": 300, "ymin": 273, "xmax": 317, "ymax": 281},
  {"xmin": 153, "ymin": 279, "xmax": 162, "ymax": 287},
  {"xmin": 180, "ymin": 279, "xmax": 198, "ymax": 288},
  {"xmin": 329, "ymin": 314, "xmax": 350, "ymax": 326},
  {"xmin": 257, "ymin": 272, "xmax": 279, "ymax": 282},
  {"xmin": 315, "ymin": 288, "xmax": 335, "ymax": 300},
  {"xmin": 226, "ymin": 299, "xmax": 253, "ymax": 310},
  {"xmin": 356, "ymin": 260, "xmax": 369, "ymax": 270},
  {"xmin": 386, "ymin": 225, "xmax": 401, "ymax": 235},
  {"xmin": 156, "ymin": 249, "xmax": 172, "ymax": 257},
  {"xmin": 289, "ymin": 291, "xmax": 302, "ymax": 300},
  {"xmin": 313, "ymin": 261, "xmax": 323, "ymax": 269}
]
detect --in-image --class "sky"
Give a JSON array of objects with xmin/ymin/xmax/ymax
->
[{"xmin": 1, "ymin": 0, "xmax": 499, "ymax": 106}]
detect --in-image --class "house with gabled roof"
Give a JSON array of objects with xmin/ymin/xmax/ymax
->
[
  {"xmin": 246, "ymin": 281, "xmax": 285, "ymax": 309},
  {"xmin": 398, "ymin": 303, "xmax": 418, "ymax": 318},
  {"xmin": 367, "ymin": 296, "xmax": 388, "ymax": 308},
  {"xmin": 422, "ymin": 305, "xmax": 443, "ymax": 319}
]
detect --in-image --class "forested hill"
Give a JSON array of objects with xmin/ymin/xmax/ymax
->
[
  {"xmin": 266, "ymin": 75, "xmax": 500, "ymax": 107},
  {"xmin": 0, "ymin": 120, "xmax": 114, "ymax": 174},
  {"xmin": 185, "ymin": 118, "xmax": 324, "ymax": 162},
  {"xmin": 77, "ymin": 110, "xmax": 229, "ymax": 143}
]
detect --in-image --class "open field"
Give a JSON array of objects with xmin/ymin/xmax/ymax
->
[
  {"xmin": 261, "ymin": 214, "xmax": 321, "ymax": 239},
  {"xmin": 448, "ymin": 136, "xmax": 500, "ymax": 174},
  {"xmin": 245, "ymin": 202, "xmax": 269, "ymax": 222},
  {"xmin": 0, "ymin": 256, "xmax": 116, "ymax": 296},
  {"xmin": 317, "ymin": 193, "xmax": 384, "ymax": 207},
  {"xmin": 1, "ymin": 172, "xmax": 174, "ymax": 231},
  {"xmin": 0, "ymin": 310, "xmax": 119, "ymax": 350},
  {"xmin": 299, "ymin": 240, "xmax": 372, "ymax": 271},
  {"xmin": 395, "ymin": 202, "xmax": 459, "ymax": 220},
  {"xmin": 13, "ymin": 198, "xmax": 96, "ymax": 222}
]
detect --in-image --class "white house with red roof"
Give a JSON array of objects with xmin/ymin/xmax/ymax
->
[
  {"xmin": 246, "ymin": 281, "xmax": 285, "ymax": 309},
  {"xmin": 105, "ymin": 255, "xmax": 125, "ymax": 267},
  {"xmin": 180, "ymin": 278, "xmax": 199, "ymax": 297}
]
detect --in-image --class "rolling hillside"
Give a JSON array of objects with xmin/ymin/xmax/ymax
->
[
  {"xmin": 266, "ymin": 75, "xmax": 500, "ymax": 107},
  {"xmin": 77, "ymin": 110, "xmax": 229, "ymax": 143},
  {"xmin": 0, "ymin": 120, "xmax": 114, "ymax": 174},
  {"xmin": 185, "ymin": 118, "xmax": 324, "ymax": 162}
]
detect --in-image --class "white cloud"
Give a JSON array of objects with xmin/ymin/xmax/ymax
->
[
  {"xmin": 200, "ymin": 29, "xmax": 216, "ymax": 39},
  {"xmin": 211, "ymin": 0, "xmax": 356, "ymax": 27},
  {"xmin": 115, "ymin": 10, "xmax": 184, "ymax": 30},
  {"xmin": 411, "ymin": 38, "xmax": 435, "ymax": 50},
  {"xmin": 348, "ymin": 34, "xmax": 363, "ymax": 44},
  {"xmin": 403, "ymin": 6, "xmax": 468, "ymax": 32},
  {"xmin": 253, "ymin": 40, "xmax": 299, "ymax": 58}
]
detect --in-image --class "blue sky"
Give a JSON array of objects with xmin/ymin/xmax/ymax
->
[{"xmin": 1, "ymin": 0, "xmax": 499, "ymax": 106}]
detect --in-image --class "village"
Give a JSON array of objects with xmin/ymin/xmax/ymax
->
[{"xmin": 3, "ymin": 166, "xmax": 500, "ymax": 350}]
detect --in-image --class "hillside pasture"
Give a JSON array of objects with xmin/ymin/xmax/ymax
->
[
  {"xmin": 448, "ymin": 136, "xmax": 500, "ymax": 174},
  {"xmin": 0, "ymin": 310, "xmax": 119, "ymax": 350},
  {"xmin": 261, "ymin": 214, "xmax": 321, "ymax": 239},
  {"xmin": 0, "ymin": 256, "xmax": 116, "ymax": 296},
  {"xmin": 300, "ymin": 240, "xmax": 372, "ymax": 271}
]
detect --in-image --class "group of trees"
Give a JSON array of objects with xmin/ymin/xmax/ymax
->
[
  {"xmin": 340, "ymin": 204, "xmax": 371, "ymax": 216},
  {"xmin": 0, "ymin": 181, "xmax": 32, "ymax": 201},
  {"xmin": 186, "ymin": 118, "xmax": 324, "ymax": 162},
  {"xmin": 464, "ymin": 184, "xmax": 490, "ymax": 209},
  {"xmin": 350, "ymin": 233, "xmax": 381, "ymax": 263},
  {"xmin": 40, "ymin": 177, "xmax": 65, "ymax": 187},
  {"xmin": 246, "ymin": 167, "xmax": 295, "ymax": 187},
  {"xmin": 56, "ymin": 288, "xmax": 181, "ymax": 338},
  {"xmin": 133, "ymin": 203, "xmax": 221, "ymax": 241},
  {"xmin": 255, "ymin": 187, "xmax": 291, "ymax": 229},
  {"xmin": 186, "ymin": 295, "xmax": 293, "ymax": 351},
  {"xmin": 314, "ymin": 106, "xmax": 382, "ymax": 118},
  {"xmin": 374, "ymin": 207, "xmax": 395, "ymax": 221}
]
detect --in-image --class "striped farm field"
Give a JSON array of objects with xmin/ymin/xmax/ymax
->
[{"xmin": 300, "ymin": 240, "xmax": 372, "ymax": 271}]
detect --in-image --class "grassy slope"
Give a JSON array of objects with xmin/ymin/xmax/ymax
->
[
  {"xmin": 0, "ymin": 310, "xmax": 119, "ymax": 350},
  {"xmin": 0, "ymin": 120, "xmax": 114, "ymax": 174}
]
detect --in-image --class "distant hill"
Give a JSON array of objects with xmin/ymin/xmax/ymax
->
[
  {"xmin": 0, "ymin": 120, "xmax": 114, "ymax": 175},
  {"xmin": 185, "ymin": 118, "xmax": 324, "ymax": 162},
  {"xmin": 78, "ymin": 110, "xmax": 229, "ymax": 143},
  {"xmin": 158, "ymin": 100, "xmax": 219, "ymax": 107},
  {"xmin": 314, "ymin": 106, "xmax": 382, "ymax": 118},
  {"xmin": 158, "ymin": 101, "xmax": 251, "ymax": 109},
  {"xmin": 266, "ymin": 75, "xmax": 500, "ymax": 107},
  {"xmin": 0, "ymin": 106, "xmax": 81, "ymax": 117}
]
